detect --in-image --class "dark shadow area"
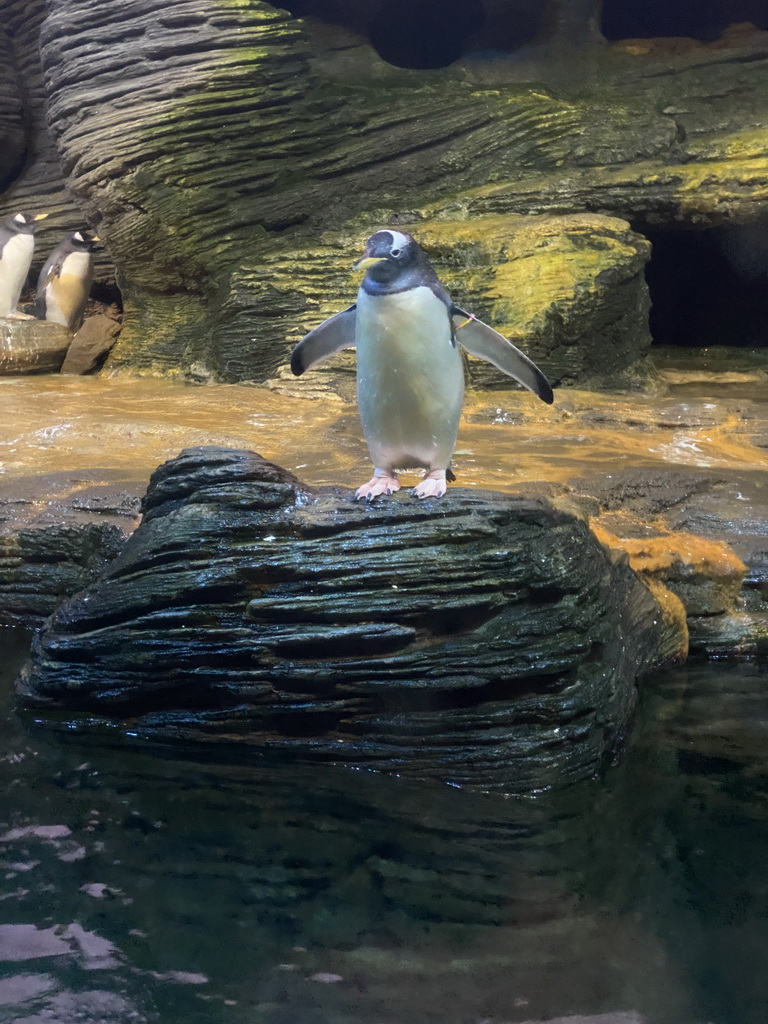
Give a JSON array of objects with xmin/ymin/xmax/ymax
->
[
  {"xmin": 368, "ymin": 0, "xmax": 485, "ymax": 68},
  {"xmin": 90, "ymin": 280, "xmax": 123, "ymax": 311},
  {"xmin": 602, "ymin": 0, "xmax": 768, "ymax": 41},
  {"xmin": 281, "ymin": 0, "xmax": 542, "ymax": 69},
  {"xmin": 640, "ymin": 223, "xmax": 768, "ymax": 347}
]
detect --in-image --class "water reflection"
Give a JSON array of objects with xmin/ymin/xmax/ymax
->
[{"xmin": 0, "ymin": 627, "xmax": 766, "ymax": 1022}]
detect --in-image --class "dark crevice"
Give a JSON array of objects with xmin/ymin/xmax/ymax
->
[
  {"xmin": 636, "ymin": 221, "xmax": 768, "ymax": 347},
  {"xmin": 34, "ymin": 663, "xmax": 573, "ymax": 722},
  {"xmin": 367, "ymin": 0, "xmax": 485, "ymax": 69},
  {"xmin": 602, "ymin": 0, "xmax": 768, "ymax": 42},
  {"xmin": 90, "ymin": 281, "xmax": 123, "ymax": 311},
  {"xmin": 280, "ymin": 0, "xmax": 542, "ymax": 69}
]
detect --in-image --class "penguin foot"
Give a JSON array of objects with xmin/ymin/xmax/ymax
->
[
  {"xmin": 355, "ymin": 471, "xmax": 400, "ymax": 502},
  {"xmin": 5, "ymin": 311, "xmax": 36, "ymax": 321},
  {"xmin": 411, "ymin": 470, "xmax": 448, "ymax": 500}
]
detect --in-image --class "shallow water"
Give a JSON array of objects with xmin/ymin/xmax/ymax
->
[
  {"xmin": 0, "ymin": 347, "xmax": 767, "ymax": 498},
  {"xmin": 1, "ymin": 625, "xmax": 767, "ymax": 1024},
  {"xmin": 1, "ymin": 351, "xmax": 768, "ymax": 1022}
]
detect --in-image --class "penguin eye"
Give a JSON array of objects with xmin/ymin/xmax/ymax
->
[{"xmin": 390, "ymin": 248, "xmax": 401, "ymax": 258}]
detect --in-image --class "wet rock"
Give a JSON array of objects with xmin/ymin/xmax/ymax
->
[
  {"xmin": 61, "ymin": 314, "xmax": 122, "ymax": 375},
  {"xmin": 591, "ymin": 522, "xmax": 745, "ymax": 617},
  {"xmin": 19, "ymin": 446, "xmax": 679, "ymax": 793},
  {"xmin": 572, "ymin": 468, "xmax": 723, "ymax": 519},
  {"xmin": 688, "ymin": 611, "xmax": 768, "ymax": 658},
  {"xmin": 0, "ymin": 470, "xmax": 141, "ymax": 628},
  {"xmin": 576, "ymin": 468, "xmax": 768, "ymax": 656},
  {"xmin": 0, "ymin": 320, "xmax": 72, "ymax": 375}
]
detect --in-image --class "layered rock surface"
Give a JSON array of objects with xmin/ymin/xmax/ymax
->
[
  {"xmin": 0, "ymin": 1, "xmax": 94, "ymax": 274},
  {"xmin": 0, "ymin": 470, "xmax": 140, "ymax": 628},
  {"xmin": 0, "ymin": 0, "xmax": 766, "ymax": 383},
  {"xmin": 19, "ymin": 446, "xmax": 677, "ymax": 792}
]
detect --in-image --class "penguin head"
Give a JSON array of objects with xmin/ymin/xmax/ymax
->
[
  {"xmin": 353, "ymin": 230, "xmax": 421, "ymax": 286},
  {"xmin": 68, "ymin": 229, "xmax": 100, "ymax": 252},
  {"xmin": 4, "ymin": 212, "xmax": 48, "ymax": 235}
]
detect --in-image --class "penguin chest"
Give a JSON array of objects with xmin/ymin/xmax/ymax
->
[
  {"xmin": 0, "ymin": 234, "xmax": 34, "ymax": 316},
  {"xmin": 44, "ymin": 252, "xmax": 93, "ymax": 329},
  {"xmin": 355, "ymin": 286, "xmax": 464, "ymax": 469}
]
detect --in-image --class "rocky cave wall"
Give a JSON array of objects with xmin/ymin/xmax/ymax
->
[{"xmin": 0, "ymin": 0, "xmax": 767, "ymax": 384}]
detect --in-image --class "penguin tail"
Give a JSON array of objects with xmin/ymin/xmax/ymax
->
[{"xmin": 446, "ymin": 468, "xmax": 456, "ymax": 483}]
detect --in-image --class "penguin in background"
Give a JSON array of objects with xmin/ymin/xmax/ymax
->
[
  {"xmin": 291, "ymin": 229, "xmax": 553, "ymax": 500},
  {"xmin": 34, "ymin": 229, "xmax": 99, "ymax": 331},
  {"xmin": 0, "ymin": 211, "xmax": 48, "ymax": 318}
]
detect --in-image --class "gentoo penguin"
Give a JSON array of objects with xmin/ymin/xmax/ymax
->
[
  {"xmin": 291, "ymin": 230, "xmax": 553, "ymax": 500},
  {"xmin": 0, "ymin": 212, "xmax": 48, "ymax": 318},
  {"xmin": 34, "ymin": 229, "xmax": 99, "ymax": 331}
]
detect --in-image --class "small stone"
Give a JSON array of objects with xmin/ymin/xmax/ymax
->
[{"xmin": 60, "ymin": 315, "xmax": 122, "ymax": 375}]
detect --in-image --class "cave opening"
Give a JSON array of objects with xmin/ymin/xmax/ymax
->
[
  {"xmin": 280, "ymin": 0, "xmax": 541, "ymax": 70},
  {"xmin": 368, "ymin": 0, "xmax": 485, "ymax": 69},
  {"xmin": 639, "ymin": 223, "xmax": 768, "ymax": 348},
  {"xmin": 602, "ymin": 0, "xmax": 768, "ymax": 42}
]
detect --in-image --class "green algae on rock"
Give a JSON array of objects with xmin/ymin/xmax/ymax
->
[
  {"xmin": 266, "ymin": 211, "xmax": 651, "ymax": 396},
  {"xmin": 1, "ymin": 1, "xmax": 767, "ymax": 383}
]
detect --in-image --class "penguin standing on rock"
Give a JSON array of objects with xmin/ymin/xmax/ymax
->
[
  {"xmin": 34, "ymin": 229, "xmax": 99, "ymax": 332},
  {"xmin": 291, "ymin": 230, "xmax": 554, "ymax": 500},
  {"xmin": 0, "ymin": 212, "xmax": 48, "ymax": 318}
]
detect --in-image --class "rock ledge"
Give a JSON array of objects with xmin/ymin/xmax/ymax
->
[{"xmin": 19, "ymin": 446, "xmax": 679, "ymax": 792}]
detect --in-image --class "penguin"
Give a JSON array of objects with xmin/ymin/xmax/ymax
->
[
  {"xmin": 291, "ymin": 230, "xmax": 554, "ymax": 500},
  {"xmin": 34, "ymin": 229, "xmax": 99, "ymax": 331},
  {"xmin": 0, "ymin": 212, "xmax": 48, "ymax": 318}
]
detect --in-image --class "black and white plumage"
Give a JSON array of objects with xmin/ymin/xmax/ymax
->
[
  {"xmin": 0, "ymin": 212, "xmax": 47, "ymax": 318},
  {"xmin": 291, "ymin": 230, "xmax": 553, "ymax": 500},
  {"xmin": 34, "ymin": 229, "xmax": 99, "ymax": 331}
]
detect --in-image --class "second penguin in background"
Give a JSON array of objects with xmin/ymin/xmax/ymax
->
[{"xmin": 35, "ymin": 230, "xmax": 99, "ymax": 331}]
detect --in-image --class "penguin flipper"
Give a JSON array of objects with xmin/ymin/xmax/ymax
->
[
  {"xmin": 290, "ymin": 304, "xmax": 357, "ymax": 376},
  {"xmin": 451, "ymin": 307, "xmax": 554, "ymax": 404},
  {"xmin": 32, "ymin": 260, "xmax": 62, "ymax": 318}
]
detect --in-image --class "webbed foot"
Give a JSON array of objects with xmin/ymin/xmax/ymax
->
[
  {"xmin": 411, "ymin": 470, "xmax": 448, "ymax": 499},
  {"xmin": 355, "ymin": 470, "xmax": 400, "ymax": 502}
]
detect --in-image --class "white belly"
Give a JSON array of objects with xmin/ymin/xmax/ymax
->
[
  {"xmin": 0, "ymin": 234, "xmax": 34, "ymax": 317},
  {"xmin": 356, "ymin": 286, "xmax": 464, "ymax": 471}
]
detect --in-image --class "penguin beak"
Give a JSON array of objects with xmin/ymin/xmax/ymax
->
[
  {"xmin": 353, "ymin": 255, "xmax": 387, "ymax": 272},
  {"xmin": 33, "ymin": 213, "xmax": 49, "ymax": 221},
  {"xmin": 91, "ymin": 235, "xmax": 101, "ymax": 242}
]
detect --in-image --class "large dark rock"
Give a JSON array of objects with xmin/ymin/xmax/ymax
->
[
  {"xmin": 0, "ymin": 470, "xmax": 141, "ymax": 628},
  {"xmin": 19, "ymin": 446, "xmax": 680, "ymax": 792}
]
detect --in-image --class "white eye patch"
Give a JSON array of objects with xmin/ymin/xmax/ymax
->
[
  {"xmin": 13, "ymin": 213, "xmax": 26, "ymax": 225},
  {"xmin": 387, "ymin": 230, "xmax": 410, "ymax": 252},
  {"xmin": 73, "ymin": 232, "xmax": 84, "ymax": 242}
]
